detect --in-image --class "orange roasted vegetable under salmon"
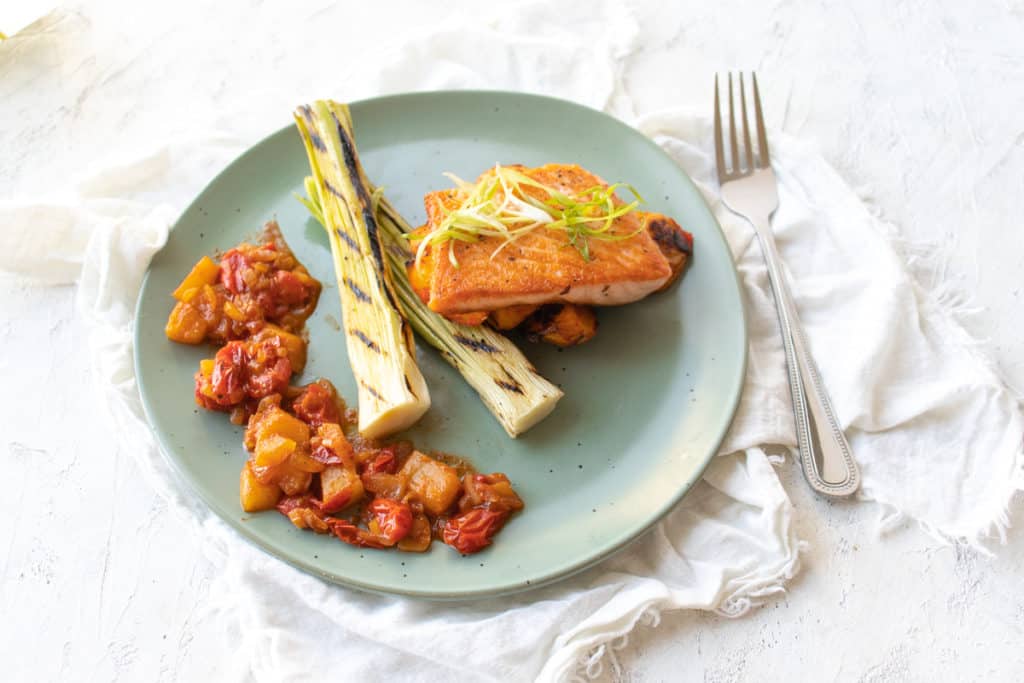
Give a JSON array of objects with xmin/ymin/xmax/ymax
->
[{"xmin": 407, "ymin": 164, "xmax": 693, "ymax": 346}]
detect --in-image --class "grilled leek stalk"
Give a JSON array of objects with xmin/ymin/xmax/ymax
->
[
  {"xmin": 299, "ymin": 178, "xmax": 564, "ymax": 438},
  {"xmin": 294, "ymin": 101, "xmax": 429, "ymax": 438}
]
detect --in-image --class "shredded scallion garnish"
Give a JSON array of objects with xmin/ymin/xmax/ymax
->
[{"xmin": 414, "ymin": 164, "xmax": 645, "ymax": 267}]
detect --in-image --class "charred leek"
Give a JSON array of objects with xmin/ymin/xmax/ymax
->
[
  {"xmin": 293, "ymin": 101, "xmax": 430, "ymax": 438},
  {"xmin": 298, "ymin": 177, "xmax": 564, "ymax": 438}
]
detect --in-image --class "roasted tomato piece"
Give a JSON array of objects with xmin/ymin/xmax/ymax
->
[
  {"xmin": 194, "ymin": 373, "xmax": 223, "ymax": 412},
  {"xmin": 327, "ymin": 519, "xmax": 386, "ymax": 549},
  {"xmin": 360, "ymin": 443, "xmax": 410, "ymax": 498},
  {"xmin": 365, "ymin": 498, "xmax": 413, "ymax": 547},
  {"xmin": 460, "ymin": 473, "xmax": 525, "ymax": 513},
  {"xmin": 309, "ymin": 445, "xmax": 344, "ymax": 466},
  {"xmin": 292, "ymin": 381, "xmax": 343, "ymax": 428},
  {"xmin": 254, "ymin": 269, "xmax": 317, "ymax": 321},
  {"xmin": 277, "ymin": 495, "xmax": 332, "ymax": 531},
  {"xmin": 276, "ymin": 494, "xmax": 321, "ymax": 516},
  {"xmin": 364, "ymin": 449, "xmax": 399, "ymax": 476},
  {"xmin": 442, "ymin": 508, "xmax": 510, "ymax": 554},
  {"xmin": 219, "ymin": 248, "xmax": 255, "ymax": 294},
  {"xmin": 194, "ymin": 342, "xmax": 248, "ymax": 407},
  {"xmin": 272, "ymin": 270, "xmax": 309, "ymax": 306},
  {"xmin": 212, "ymin": 342, "xmax": 248, "ymax": 404},
  {"xmin": 244, "ymin": 341, "xmax": 292, "ymax": 399},
  {"xmin": 195, "ymin": 338, "xmax": 292, "ymax": 411},
  {"xmin": 309, "ymin": 423, "xmax": 354, "ymax": 466}
]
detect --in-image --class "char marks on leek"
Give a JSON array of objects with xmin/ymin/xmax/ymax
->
[
  {"xmin": 294, "ymin": 101, "xmax": 430, "ymax": 439},
  {"xmin": 299, "ymin": 177, "xmax": 564, "ymax": 439}
]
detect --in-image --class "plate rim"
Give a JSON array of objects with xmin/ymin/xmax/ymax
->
[{"xmin": 133, "ymin": 89, "xmax": 748, "ymax": 600}]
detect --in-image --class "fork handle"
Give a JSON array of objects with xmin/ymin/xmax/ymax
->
[{"xmin": 751, "ymin": 215, "xmax": 861, "ymax": 497}]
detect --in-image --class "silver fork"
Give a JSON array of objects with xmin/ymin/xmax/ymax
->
[{"xmin": 714, "ymin": 72, "xmax": 860, "ymax": 497}]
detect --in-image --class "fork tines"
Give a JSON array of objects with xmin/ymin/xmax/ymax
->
[{"xmin": 714, "ymin": 72, "xmax": 770, "ymax": 182}]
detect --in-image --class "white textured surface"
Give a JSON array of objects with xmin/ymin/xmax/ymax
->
[{"xmin": 2, "ymin": 1, "xmax": 1023, "ymax": 681}]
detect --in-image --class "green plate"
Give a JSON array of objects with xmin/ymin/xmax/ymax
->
[{"xmin": 134, "ymin": 91, "xmax": 746, "ymax": 599}]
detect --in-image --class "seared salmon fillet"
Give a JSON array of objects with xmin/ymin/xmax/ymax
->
[{"xmin": 412, "ymin": 164, "xmax": 675, "ymax": 315}]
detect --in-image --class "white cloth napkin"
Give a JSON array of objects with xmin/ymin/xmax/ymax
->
[{"xmin": 4, "ymin": 2, "xmax": 1022, "ymax": 681}]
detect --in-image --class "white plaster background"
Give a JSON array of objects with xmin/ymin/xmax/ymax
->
[{"xmin": 1, "ymin": 1, "xmax": 1022, "ymax": 681}]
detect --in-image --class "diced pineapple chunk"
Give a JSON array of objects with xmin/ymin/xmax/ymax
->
[
  {"xmin": 253, "ymin": 408, "xmax": 310, "ymax": 447},
  {"xmin": 286, "ymin": 449, "xmax": 327, "ymax": 473},
  {"xmin": 240, "ymin": 462, "xmax": 281, "ymax": 512},
  {"xmin": 320, "ymin": 464, "xmax": 364, "ymax": 513},
  {"xmin": 316, "ymin": 423, "xmax": 355, "ymax": 465},
  {"xmin": 223, "ymin": 300, "xmax": 247, "ymax": 322},
  {"xmin": 165, "ymin": 301, "xmax": 208, "ymax": 344},
  {"xmin": 254, "ymin": 433, "xmax": 297, "ymax": 469},
  {"xmin": 399, "ymin": 451, "xmax": 461, "ymax": 516},
  {"xmin": 277, "ymin": 467, "xmax": 313, "ymax": 496},
  {"xmin": 172, "ymin": 256, "xmax": 220, "ymax": 301}
]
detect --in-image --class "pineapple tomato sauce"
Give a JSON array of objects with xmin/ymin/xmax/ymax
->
[{"xmin": 164, "ymin": 223, "xmax": 523, "ymax": 555}]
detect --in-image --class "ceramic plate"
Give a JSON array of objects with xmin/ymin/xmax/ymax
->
[{"xmin": 134, "ymin": 91, "xmax": 746, "ymax": 599}]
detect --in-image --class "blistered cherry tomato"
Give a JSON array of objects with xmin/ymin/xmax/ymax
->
[
  {"xmin": 460, "ymin": 473, "xmax": 524, "ymax": 513},
  {"xmin": 193, "ymin": 372, "xmax": 225, "ymax": 412},
  {"xmin": 442, "ymin": 508, "xmax": 509, "ymax": 554},
  {"xmin": 219, "ymin": 249, "xmax": 254, "ymax": 294},
  {"xmin": 365, "ymin": 498, "xmax": 413, "ymax": 546},
  {"xmin": 364, "ymin": 449, "xmax": 399, "ymax": 476},
  {"xmin": 292, "ymin": 382, "xmax": 341, "ymax": 428},
  {"xmin": 272, "ymin": 270, "xmax": 309, "ymax": 306},
  {"xmin": 244, "ymin": 348, "xmax": 291, "ymax": 398},
  {"xmin": 208, "ymin": 342, "xmax": 248, "ymax": 405}
]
